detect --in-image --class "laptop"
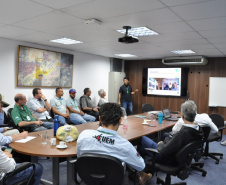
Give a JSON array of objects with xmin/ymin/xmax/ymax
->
[{"xmin": 162, "ymin": 108, "xmax": 179, "ymax": 121}]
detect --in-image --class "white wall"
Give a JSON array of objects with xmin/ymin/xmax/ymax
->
[{"xmin": 0, "ymin": 37, "xmax": 110, "ymax": 110}]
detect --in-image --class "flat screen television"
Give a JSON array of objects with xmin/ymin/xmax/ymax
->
[{"xmin": 142, "ymin": 67, "xmax": 188, "ymax": 97}]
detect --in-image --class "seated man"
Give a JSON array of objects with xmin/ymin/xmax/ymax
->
[
  {"xmin": 172, "ymin": 100, "xmax": 218, "ymax": 135},
  {"xmin": 0, "ymin": 100, "xmax": 19, "ymax": 136},
  {"xmin": 50, "ymin": 87, "xmax": 71, "ymax": 125},
  {"xmin": 27, "ymin": 88, "xmax": 53, "ymax": 124},
  {"xmin": 11, "ymin": 94, "xmax": 53, "ymax": 132},
  {"xmin": 77, "ymin": 103, "xmax": 152, "ymax": 185},
  {"xmin": 66, "ymin": 89, "xmax": 96, "ymax": 125},
  {"xmin": 80, "ymin": 88, "xmax": 99, "ymax": 121},
  {"xmin": 137, "ymin": 100, "xmax": 203, "ymax": 164},
  {"xmin": 0, "ymin": 148, "xmax": 43, "ymax": 185}
]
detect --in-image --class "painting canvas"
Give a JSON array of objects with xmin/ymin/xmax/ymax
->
[{"xmin": 17, "ymin": 45, "xmax": 73, "ymax": 87}]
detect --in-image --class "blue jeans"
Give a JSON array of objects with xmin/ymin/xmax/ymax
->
[
  {"xmin": 6, "ymin": 163, "xmax": 43, "ymax": 185},
  {"xmin": 137, "ymin": 136, "xmax": 159, "ymax": 159},
  {"xmin": 122, "ymin": 102, "xmax": 133, "ymax": 115},
  {"xmin": 70, "ymin": 113, "xmax": 96, "ymax": 125},
  {"xmin": 31, "ymin": 122, "xmax": 54, "ymax": 132},
  {"xmin": 58, "ymin": 115, "xmax": 67, "ymax": 126}
]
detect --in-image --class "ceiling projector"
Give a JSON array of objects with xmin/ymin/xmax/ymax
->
[{"xmin": 118, "ymin": 26, "xmax": 139, "ymax": 44}]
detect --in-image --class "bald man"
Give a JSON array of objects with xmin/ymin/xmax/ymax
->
[{"xmin": 11, "ymin": 94, "xmax": 53, "ymax": 132}]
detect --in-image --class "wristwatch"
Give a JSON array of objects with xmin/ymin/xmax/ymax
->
[{"xmin": 44, "ymin": 99, "xmax": 47, "ymax": 101}]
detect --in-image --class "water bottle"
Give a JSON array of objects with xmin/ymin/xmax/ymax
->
[
  {"xmin": 54, "ymin": 115, "xmax": 60, "ymax": 136},
  {"xmin": 123, "ymin": 116, "xmax": 128, "ymax": 129},
  {"xmin": 158, "ymin": 112, "xmax": 163, "ymax": 124}
]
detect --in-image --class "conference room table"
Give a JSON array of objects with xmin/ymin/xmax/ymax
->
[{"xmin": 9, "ymin": 112, "xmax": 178, "ymax": 185}]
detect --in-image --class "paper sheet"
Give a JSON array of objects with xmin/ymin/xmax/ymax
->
[{"xmin": 15, "ymin": 136, "xmax": 36, "ymax": 143}]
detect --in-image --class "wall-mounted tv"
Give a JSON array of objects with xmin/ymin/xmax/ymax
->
[{"xmin": 142, "ymin": 67, "xmax": 188, "ymax": 97}]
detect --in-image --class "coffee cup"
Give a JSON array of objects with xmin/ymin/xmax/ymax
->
[
  {"xmin": 59, "ymin": 141, "xmax": 67, "ymax": 146},
  {"xmin": 50, "ymin": 138, "xmax": 56, "ymax": 145}
]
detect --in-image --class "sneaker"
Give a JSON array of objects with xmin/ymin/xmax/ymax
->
[
  {"xmin": 138, "ymin": 171, "xmax": 152, "ymax": 185},
  {"xmin": 221, "ymin": 140, "xmax": 226, "ymax": 146}
]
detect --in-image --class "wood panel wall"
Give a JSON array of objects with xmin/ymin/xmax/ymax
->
[{"xmin": 125, "ymin": 58, "xmax": 226, "ymax": 134}]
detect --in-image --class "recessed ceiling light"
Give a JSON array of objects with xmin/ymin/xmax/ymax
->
[
  {"xmin": 171, "ymin": 50, "xmax": 196, "ymax": 54},
  {"xmin": 114, "ymin": 54, "xmax": 137, "ymax": 57},
  {"xmin": 117, "ymin": 27, "xmax": 159, "ymax": 37},
  {"xmin": 50, "ymin": 38, "xmax": 83, "ymax": 45}
]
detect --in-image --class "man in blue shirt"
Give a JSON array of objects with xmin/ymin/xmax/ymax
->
[
  {"xmin": 77, "ymin": 103, "xmax": 152, "ymax": 185},
  {"xmin": 118, "ymin": 77, "xmax": 138, "ymax": 115}
]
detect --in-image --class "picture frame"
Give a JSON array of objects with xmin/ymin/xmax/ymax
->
[{"xmin": 16, "ymin": 45, "xmax": 74, "ymax": 88}]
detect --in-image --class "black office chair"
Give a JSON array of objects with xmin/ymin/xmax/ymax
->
[
  {"xmin": 203, "ymin": 114, "xmax": 225, "ymax": 164},
  {"xmin": 145, "ymin": 140, "xmax": 202, "ymax": 185},
  {"xmin": 7, "ymin": 108, "xmax": 35, "ymax": 132},
  {"xmin": 142, "ymin": 103, "xmax": 154, "ymax": 113},
  {"xmin": 191, "ymin": 126, "xmax": 210, "ymax": 176},
  {"xmin": 1, "ymin": 162, "xmax": 36, "ymax": 185},
  {"xmin": 71, "ymin": 153, "xmax": 131, "ymax": 185}
]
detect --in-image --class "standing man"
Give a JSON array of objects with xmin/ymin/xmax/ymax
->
[
  {"xmin": 50, "ymin": 87, "xmax": 70, "ymax": 125},
  {"xmin": 118, "ymin": 77, "xmax": 138, "ymax": 115},
  {"xmin": 66, "ymin": 89, "xmax": 96, "ymax": 125},
  {"xmin": 80, "ymin": 88, "xmax": 99, "ymax": 121},
  {"xmin": 11, "ymin": 94, "xmax": 53, "ymax": 132},
  {"xmin": 27, "ymin": 88, "xmax": 53, "ymax": 124}
]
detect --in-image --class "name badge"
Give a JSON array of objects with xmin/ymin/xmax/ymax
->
[{"xmin": 27, "ymin": 115, "xmax": 31, "ymax": 121}]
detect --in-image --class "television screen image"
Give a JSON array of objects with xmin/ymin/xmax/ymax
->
[{"xmin": 143, "ymin": 68, "xmax": 188, "ymax": 97}]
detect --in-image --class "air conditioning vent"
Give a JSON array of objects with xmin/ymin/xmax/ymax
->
[{"xmin": 162, "ymin": 56, "xmax": 208, "ymax": 65}]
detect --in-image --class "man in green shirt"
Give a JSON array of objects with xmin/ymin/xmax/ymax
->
[{"xmin": 12, "ymin": 94, "xmax": 53, "ymax": 132}]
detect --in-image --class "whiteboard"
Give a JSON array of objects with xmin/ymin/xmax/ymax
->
[{"xmin": 209, "ymin": 77, "xmax": 226, "ymax": 107}]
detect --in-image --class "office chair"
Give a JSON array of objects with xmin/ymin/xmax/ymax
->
[
  {"xmin": 203, "ymin": 114, "xmax": 225, "ymax": 164},
  {"xmin": 7, "ymin": 108, "xmax": 35, "ymax": 132},
  {"xmin": 145, "ymin": 140, "xmax": 202, "ymax": 185},
  {"xmin": 191, "ymin": 126, "xmax": 210, "ymax": 176},
  {"xmin": 1, "ymin": 162, "xmax": 36, "ymax": 185},
  {"xmin": 71, "ymin": 153, "xmax": 135, "ymax": 185},
  {"xmin": 142, "ymin": 103, "xmax": 154, "ymax": 113}
]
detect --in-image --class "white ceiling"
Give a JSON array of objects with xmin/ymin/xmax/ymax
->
[{"xmin": 0, "ymin": 0, "xmax": 226, "ymax": 60}]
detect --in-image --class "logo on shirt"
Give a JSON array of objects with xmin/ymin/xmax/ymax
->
[{"xmin": 93, "ymin": 134, "xmax": 115, "ymax": 145}]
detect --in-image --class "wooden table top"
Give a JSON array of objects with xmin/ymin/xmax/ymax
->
[{"xmin": 9, "ymin": 112, "xmax": 177, "ymax": 158}]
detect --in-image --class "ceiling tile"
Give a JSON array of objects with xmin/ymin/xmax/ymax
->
[
  {"xmin": 0, "ymin": 25, "xmax": 37, "ymax": 38},
  {"xmin": 0, "ymin": 0, "xmax": 53, "ymax": 24},
  {"xmin": 14, "ymin": 10, "xmax": 83, "ymax": 31},
  {"xmin": 160, "ymin": 0, "xmax": 211, "ymax": 7},
  {"xmin": 171, "ymin": 0, "xmax": 226, "ymax": 21},
  {"xmin": 61, "ymin": 0, "xmax": 166, "ymax": 20},
  {"xmin": 188, "ymin": 16, "xmax": 226, "ymax": 31},
  {"xmin": 31, "ymin": 0, "xmax": 95, "ymax": 9}
]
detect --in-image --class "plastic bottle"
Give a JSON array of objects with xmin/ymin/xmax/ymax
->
[
  {"xmin": 54, "ymin": 115, "xmax": 60, "ymax": 136},
  {"xmin": 158, "ymin": 112, "xmax": 163, "ymax": 124},
  {"xmin": 123, "ymin": 116, "xmax": 128, "ymax": 129}
]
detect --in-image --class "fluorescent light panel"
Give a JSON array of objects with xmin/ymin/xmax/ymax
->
[
  {"xmin": 114, "ymin": 54, "xmax": 137, "ymax": 57},
  {"xmin": 171, "ymin": 50, "xmax": 196, "ymax": 54},
  {"xmin": 117, "ymin": 27, "xmax": 159, "ymax": 37},
  {"xmin": 50, "ymin": 38, "xmax": 83, "ymax": 45}
]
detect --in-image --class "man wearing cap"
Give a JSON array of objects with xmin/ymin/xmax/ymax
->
[
  {"xmin": 66, "ymin": 89, "xmax": 96, "ymax": 124},
  {"xmin": 118, "ymin": 77, "xmax": 138, "ymax": 115},
  {"xmin": 27, "ymin": 88, "xmax": 54, "ymax": 125},
  {"xmin": 50, "ymin": 87, "xmax": 77, "ymax": 125}
]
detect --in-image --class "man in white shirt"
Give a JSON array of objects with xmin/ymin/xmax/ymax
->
[
  {"xmin": 172, "ymin": 100, "xmax": 218, "ymax": 135},
  {"xmin": 77, "ymin": 103, "xmax": 152, "ymax": 185},
  {"xmin": 27, "ymin": 88, "xmax": 53, "ymax": 123}
]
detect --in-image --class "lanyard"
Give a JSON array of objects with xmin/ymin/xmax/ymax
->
[
  {"xmin": 97, "ymin": 129, "xmax": 115, "ymax": 136},
  {"xmin": 125, "ymin": 85, "xmax": 129, "ymax": 94}
]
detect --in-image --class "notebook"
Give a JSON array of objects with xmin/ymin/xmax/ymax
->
[{"xmin": 162, "ymin": 108, "xmax": 179, "ymax": 121}]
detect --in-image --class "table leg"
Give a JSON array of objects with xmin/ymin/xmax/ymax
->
[
  {"xmin": 67, "ymin": 157, "xmax": 75, "ymax": 185},
  {"xmin": 158, "ymin": 130, "xmax": 161, "ymax": 141},
  {"xmin": 52, "ymin": 157, "xmax": 59, "ymax": 185}
]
